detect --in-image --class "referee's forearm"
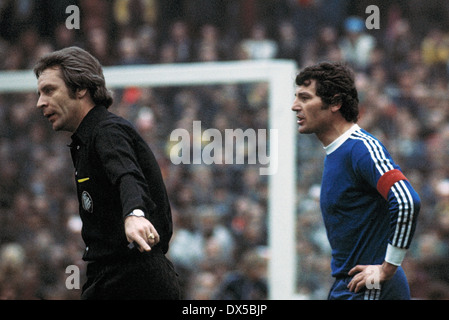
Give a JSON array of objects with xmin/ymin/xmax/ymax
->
[{"xmin": 118, "ymin": 173, "xmax": 155, "ymax": 218}]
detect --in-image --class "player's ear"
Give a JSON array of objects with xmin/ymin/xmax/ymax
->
[
  {"xmin": 330, "ymin": 94, "xmax": 342, "ymax": 112},
  {"xmin": 330, "ymin": 103, "xmax": 342, "ymax": 113}
]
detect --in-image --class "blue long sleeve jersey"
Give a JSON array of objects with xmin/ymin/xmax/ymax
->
[{"xmin": 320, "ymin": 124, "xmax": 421, "ymax": 278}]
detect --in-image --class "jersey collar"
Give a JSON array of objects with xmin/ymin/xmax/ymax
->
[
  {"xmin": 324, "ymin": 124, "xmax": 360, "ymax": 155},
  {"xmin": 69, "ymin": 105, "xmax": 108, "ymax": 147}
]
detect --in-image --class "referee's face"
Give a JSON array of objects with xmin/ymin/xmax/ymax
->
[
  {"xmin": 292, "ymin": 79, "xmax": 332, "ymax": 138},
  {"xmin": 37, "ymin": 67, "xmax": 83, "ymax": 133}
]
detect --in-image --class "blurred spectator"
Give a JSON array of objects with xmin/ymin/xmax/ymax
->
[
  {"xmin": 276, "ymin": 20, "xmax": 302, "ymax": 64},
  {"xmin": 163, "ymin": 20, "xmax": 192, "ymax": 63},
  {"xmin": 385, "ymin": 19, "xmax": 417, "ymax": 67},
  {"xmin": 290, "ymin": 0, "xmax": 322, "ymax": 43},
  {"xmin": 117, "ymin": 34, "xmax": 147, "ymax": 65},
  {"xmin": 0, "ymin": 0, "xmax": 39, "ymax": 42},
  {"xmin": 240, "ymin": 23, "xmax": 278, "ymax": 60},
  {"xmin": 53, "ymin": 23, "xmax": 79, "ymax": 50},
  {"xmin": 339, "ymin": 16, "xmax": 376, "ymax": 71},
  {"xmin": 187, "ymin": 271, "xmax": 219, "ymax": 300},
  {"xmin": 136, "ymin": 26, "xmax": 159, "ymax": 64},
  {"xmin": 113, "ymin": 0, "xmax": 158, "ymax": 31},
  {"xmin": 79, "ymin": 0, "xmax": 111, "ymax": 31},
  {"xmin": 85, "ymin": 27, "xmax": 116, "ymax": 66},
  {"xmin": 303, "ymin": 25, "xmax": 341, "ymax": 66},
  {"xmin": 421, "ymin": 28, "xmax": 449, "ymax": 78},
  {"xmin": 193, "ymin": 24, "xmax": 226, "ymax": 62},
  {"xmin": 214, "ymin": 248, "xmax": 268, "ymax": 300}
]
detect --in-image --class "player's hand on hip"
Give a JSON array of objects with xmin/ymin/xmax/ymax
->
[
  {"xmin": 347, "ymin": 262, "xmax": 397, "ymax": 293},
  {"xmin": 124, "ymin": 216, "xmax": 160, "ymax": 252}
]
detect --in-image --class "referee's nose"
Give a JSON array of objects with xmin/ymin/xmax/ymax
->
[{"xmin": 36, "ymin": 93, "xmax": 47, "ymax": 110}]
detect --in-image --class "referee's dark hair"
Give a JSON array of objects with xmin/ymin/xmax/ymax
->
[
  {"xmin": 296, "ymin": 62, "xmax": 359, "ymax": 123},
  {"xmin": 34, "ymin": 46, "xmax": 113, "ymax": 108}
]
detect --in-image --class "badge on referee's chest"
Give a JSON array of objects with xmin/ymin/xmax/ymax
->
[{"xmin": 81, "ymin": 191, "xmax": 93, "ymax": 213}]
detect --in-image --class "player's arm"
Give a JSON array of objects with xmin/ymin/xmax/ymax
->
[
  {"xmin": 353, "ymin": 140, "xmax": 421, "ymax": 264},
  {"xmin": 378, "ymin": 171, "xmax": 421, "ymax": 266},
  {"xmin": 349, "ymin": 169, "xmax": 421, "ymax": 292},
  {"xmin": 348, "ymin": 174, "xmax": 420, "ymax": 292},
  {"xmin": 348, "ymin": 141, "xmax": 421, "ymax": 292}
]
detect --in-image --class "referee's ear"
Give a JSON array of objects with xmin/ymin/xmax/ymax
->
[{"xmin": 76, "ymin": 88, "xmax": 88, "ymax": 99}]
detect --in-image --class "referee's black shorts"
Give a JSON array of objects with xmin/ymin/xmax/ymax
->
[{"xmin": 81, "ymin": 248, "xmax": 181, "ymax": 300}]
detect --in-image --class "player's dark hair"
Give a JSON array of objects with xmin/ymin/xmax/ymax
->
[
  {"xmin": 34, "ymin": 46, "xmax": 113, "ymax": 108},
  {"xmin": 295, "ymin": 62, "xmax": 359, "ymax": 123}
]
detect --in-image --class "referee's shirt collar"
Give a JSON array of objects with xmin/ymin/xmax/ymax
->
[{"xmin": 69, "ymin": 105, "xmax": 108, "ymax": 147}]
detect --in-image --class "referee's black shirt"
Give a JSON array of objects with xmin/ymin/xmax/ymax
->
[{"xmin": 69, "ymin": 106, "xmax": 173, "ymax": 261}]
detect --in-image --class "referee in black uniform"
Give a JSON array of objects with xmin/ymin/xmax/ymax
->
[{"xmin": 34, "ymin": 46, "xmax": 180, "ymax": 299}]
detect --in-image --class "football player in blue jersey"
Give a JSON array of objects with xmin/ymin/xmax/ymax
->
[{"xmin": 292, "ymin": 62, "xmax": 421, "ymax": 300}]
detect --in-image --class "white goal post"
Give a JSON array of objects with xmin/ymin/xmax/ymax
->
[{"xmin": 0, "ymin": 60, "xmax": 298, "ymax": 299}]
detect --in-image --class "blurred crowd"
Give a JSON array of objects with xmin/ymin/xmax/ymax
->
[{"xmin": 1, "ymin": 0, "xmax": 449, "ymax": 299}]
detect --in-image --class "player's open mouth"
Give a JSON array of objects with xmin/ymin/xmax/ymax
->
[
  {"xmin": 297, "ymin": 116, "xmax": 305, "ymax": 125},
  {"xmin": 45, "ymin": 112, "xmax": 56, "ymax": 121}
]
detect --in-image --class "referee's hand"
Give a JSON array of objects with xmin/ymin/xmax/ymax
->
[{"xmin": 124, "ymin": 216, "xmax": 160, "ymax": 252}]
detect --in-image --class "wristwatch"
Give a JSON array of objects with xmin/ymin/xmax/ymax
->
[{"xmin": 127, "ymin": 209, "xmax": 145, "ymax": 217}]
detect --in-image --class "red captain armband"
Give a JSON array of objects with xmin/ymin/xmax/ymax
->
[{"xmin": 377, "ymin": 169, "xmax": 408, "ymax": 200}]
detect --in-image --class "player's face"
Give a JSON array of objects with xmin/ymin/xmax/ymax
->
[
  {"xmin": 291, "ymin": 79, "xmax": 332, "ymax": 137},
  {"xmin": 36, "ymin": 67, "xmax": 82, "ymax": 133}
]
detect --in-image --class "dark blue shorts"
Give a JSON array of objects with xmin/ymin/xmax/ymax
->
[{"xmin": 328, "ymin": 266, "xmax": 411, "ymax": 300}]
